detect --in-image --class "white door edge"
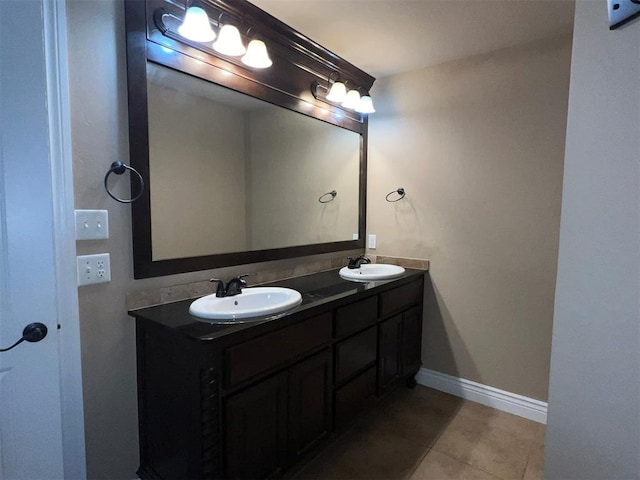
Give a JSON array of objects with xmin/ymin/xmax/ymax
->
[{"xmin": 43, "ymin": 1, "xmax": 87, "ymax": 478}]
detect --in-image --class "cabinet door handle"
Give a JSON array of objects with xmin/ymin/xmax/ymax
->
[{"xmin": 0, "ymin": 323, "xmax": 48, "ymax": 352}]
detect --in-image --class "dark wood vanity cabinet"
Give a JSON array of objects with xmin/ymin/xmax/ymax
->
[{"xmin": 133, "ymin": 271, "xmax": 425, "ymax": 480}]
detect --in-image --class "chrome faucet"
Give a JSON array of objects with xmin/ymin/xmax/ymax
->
[
  {"xmin": 347, "ymin": 256, "xmax": 371, "ymax": 269},
  {"xmin": 210, "ymin": 274, "xmax": 249, "ymax": 297}
]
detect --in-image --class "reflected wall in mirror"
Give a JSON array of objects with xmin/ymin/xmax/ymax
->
[{"xmin": 147, "ymin": 63, "xmax": 361, "ymax": 261}]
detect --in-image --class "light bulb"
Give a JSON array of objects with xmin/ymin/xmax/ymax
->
[
  {"xmin": 241, "ymin": 39, "xmax": 272, "ymax": 68},
  {"xmin": 326, "ymin": 81, "xmax": 347, "ymax": 103},
  {"xmin": 213, "ymin": 24, "xmax": 246, "ymax": 56},
  {"xmin": 355, "ymin": 94, "xmax": 375, "ymax": 114},
  {"xmin": 177, "ymin": 6, "xmax": 216, "ymax": 43},
  {"xmin": 341, "ymin": 89, "xmax": 361, "ymax": 109}
]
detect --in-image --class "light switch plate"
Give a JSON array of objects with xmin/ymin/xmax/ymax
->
[
  {"xmin": 77, "ymin": 253, "xmax": 111, "ymax": 286},
  {"xmin": 75, "ymin": 209, "xmax": 109, "ymax": 240},
  {"xmin": 368, "ymin": 234, "xmax": 377, "ymax": 249}
]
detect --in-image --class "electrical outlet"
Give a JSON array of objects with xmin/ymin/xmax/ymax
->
[
  {"xmin": 75, "ymin": 209, "xmax": 109, "ymax": 240},
  {"xmin": 368, "ymin": 234, "xmax": 377, "ymax": 249},
  {"xmin": 77, "ymin": 253, "xmax": 111, "ymax": 286}
]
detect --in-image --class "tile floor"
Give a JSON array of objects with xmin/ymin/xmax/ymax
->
[{"xmin": 292, "ymin": 385, "xmax": 545, "ymax": 480}]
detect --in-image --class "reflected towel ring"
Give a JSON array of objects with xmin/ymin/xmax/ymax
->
[
  {"xmin": 104, "ymin": 161, "xmax": 145, "ymax": 204},
  {"xmin": 319, "ymin": 190, "xmax": 337, "ymax": 203},
  {"xmin": 385, "ymin": 187, "xmax": 405, "ymax": 202}
]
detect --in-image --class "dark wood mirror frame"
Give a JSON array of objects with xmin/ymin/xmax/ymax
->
[{"xmin": 124, "ymin": 0, "xmax": 375, "ymax": 279}]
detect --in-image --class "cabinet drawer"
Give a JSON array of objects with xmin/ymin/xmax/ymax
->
[
  {"xmin": 335, "ymin": 326, "xmax": 377, "ymax": 384},
  {"xmin": 335, "ymin": 296, "xmax": 378, "ymax": 338},
  {"xmin": 379, "ymin": 278, "xmax": 423, "ymax": 317},
  {"xmin": 334, "ymin": 366, "xmax": 376, "ymax": 431},
  {"xmin": 225, "ymin": 313, "xmax": 332, "ymax": 387}
]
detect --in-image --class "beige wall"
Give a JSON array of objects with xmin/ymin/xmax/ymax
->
[
  {"xmin": 368, "ymin": 36, "xmax": 572, "ymax": 401},
  {"xmin": 248, "ymin": 108, "xmax": 360, "ymax": 249},
  {"xmin": 148, "ymin": 80, "xmax": 248, "ymax": 259},
  {"xmin": 67, "ymin": 1, "xmax": 360, "ymax": 478}
]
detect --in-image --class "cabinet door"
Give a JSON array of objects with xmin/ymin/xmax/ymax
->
[
  {"xmin": 225, "ymin": 372, "xmax": 288, "ymax": 479},
  {"xmin": 401, "ymin": 306, "xmax": 423, "ymax": 376},
  {"xmin": 378, "ymin": 315, "xmax": 402, "ymax": 395},
  {"xmin": 334, "ymin": 366, "xmax": 376, "ymax": 431},
  {"xmin": 289, "ymin": 350, "xmax": 332, "ymax": 464}
]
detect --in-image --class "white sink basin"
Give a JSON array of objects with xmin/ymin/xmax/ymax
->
[
  {"xmin": 189, "ymin": 287, "xmax": 302, "ymax": 322},
  {"xmin": 339, "ymin": 264, "xmax": 405, "ymax": 282}
]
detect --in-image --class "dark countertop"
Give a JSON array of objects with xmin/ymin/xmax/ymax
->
[{"xmin": 129, "ymin": 268, "xmax": 425, "ymax": 342}]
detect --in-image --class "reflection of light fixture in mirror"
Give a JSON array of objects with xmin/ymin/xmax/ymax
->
[
  {"xmin": 355, "ymin": 92, "xmax": 375, "ymax": 114},
  {"xmin": 213, "ymin": 23, "xmax": 246, "ymax": 56},
  {"xmin": 177, "ymin": 3, "xmax": 216, "ymax": 42},
  {"xmin": 241, "ymin": 39, "xmax": 272, "ymax": 68},
  {"xmin": 341, "ymin": 88, "xmax": 361, "ymax": 109},
  {"xmin": 310, "ymin": 73, "xmax": 374, "ymax": 114}
]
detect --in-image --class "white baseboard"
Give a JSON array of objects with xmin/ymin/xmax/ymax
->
[{"xmin": 416, "ymin": 368, "xmax": 548, "ymax": 424}]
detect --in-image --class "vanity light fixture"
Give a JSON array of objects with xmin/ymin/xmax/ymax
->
[
  {"xmin": 326, "ymin": 74, "xmax": 347, "ymax": 103},
  {"xmin": 341, "ymin": 87, "xmax": 361, "ymax": 109},
  {"xmin": 213, "ymin": 19, "xmax": 246, "ymax": 56},
  {"xmin": 171, "ymin": 3, "xmax": 273, "ymax": 68},
  {"xmin": 241, "ymin": 38, "xmax": 272, "ymax": 68},
  {"xmin": 355, "ymin": 91, "xmax": 375, "ymax": 114},
  {"xmin": 177, "ymin": 2, "xmax": 216, "ymax": 42}
]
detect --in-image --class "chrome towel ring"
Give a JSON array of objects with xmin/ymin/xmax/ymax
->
[
  {"xmin": 385, "ymin": 187, "xmax": 405, "ymax": 202},
  {"xmin": 318, "ymin": 190, "xmax": 337, "ymax": 203},
  {"xmin": 104, "ymin": 161, "xmax": 145, "ymax": 204}
]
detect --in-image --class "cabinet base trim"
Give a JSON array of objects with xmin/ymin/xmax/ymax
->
[{"xmin": 416, "ymin": 368, "xmax": 547, "ymax": 424}]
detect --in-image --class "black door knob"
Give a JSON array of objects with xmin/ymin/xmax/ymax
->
[
  {"xmin": 0, "ymin": 322, "xmax": 48, "ymax": 352},
  {"xmin": 22, "ymin": 323, "xmax": 48, "ymax": 343}
]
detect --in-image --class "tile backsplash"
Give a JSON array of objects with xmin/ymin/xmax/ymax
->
[{"xmin": 369, "ymin": 255, "xmax": 430, "ymax": 271}]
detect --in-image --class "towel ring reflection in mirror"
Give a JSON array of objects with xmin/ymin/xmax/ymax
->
[
  {"xmin": 318, "ymin": 190, "xmax": 337, "ymax": 203},
  {"xmin": 104, "ymin": 161, "xmax": 145, "ymax": 204},
  {"xmin": 385, "ymin": 187, "xmax": 405, "ymax": 202}
]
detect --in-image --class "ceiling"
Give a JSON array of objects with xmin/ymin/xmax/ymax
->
[{"xmin": 251, "ymin": 0, "xmax": 575, "ymax": 79}]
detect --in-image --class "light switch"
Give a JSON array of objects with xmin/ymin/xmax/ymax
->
[
  {"xmin": 368, "ymin": 234, "xmax": 377, "ymax": 249},
  {"xmin": 75, "ymin": 209, "xmax": 109, "ymax": 240}
]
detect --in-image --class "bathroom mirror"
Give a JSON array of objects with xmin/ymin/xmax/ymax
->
[
  {"xmin": 147, "ymin": 62, "xmax": 360, "ymax": 261},
  {"xmin": 125, "ymin": 0, "xmax": 374, "ymax": 278}
]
